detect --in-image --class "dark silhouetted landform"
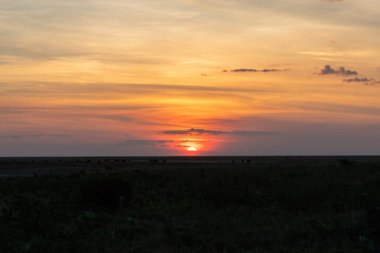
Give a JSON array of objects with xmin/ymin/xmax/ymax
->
[{"xmin": 0, "ymin": 156, "xmax": 379, "ymax": 252}]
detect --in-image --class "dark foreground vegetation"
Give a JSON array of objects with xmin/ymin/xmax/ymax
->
[{"xmin": 0, "ymin": 158, "xmax": 380, "ymax": 252}]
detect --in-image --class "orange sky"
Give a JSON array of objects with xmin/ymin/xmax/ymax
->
[{"xmin": 1, "ymin": 0, "xmax": 380, "ymax": 156}]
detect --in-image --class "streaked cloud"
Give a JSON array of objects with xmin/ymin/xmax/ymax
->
[
  {"xmin": 0, "ymin": 134, "xmax": 72, "ymax": 140},
  {"xmin": 291, "ymin": 101, "xmax": 380, "ymax": 116},
  {"xmin": 297, "ymin": 51, "xmax": 342, "ymax": 57},
  {"xmin": 321, "ymin": 0, "xmax": 343, "ymax": 2},
  {"xmin": 161, "ymin": 128, "xmax": 280, "ymax": 136},
  {"xmin": 343, "ymin": 77, "xmax": 373, "ymax": 83},
  {"xmin": 124, "ymin": 139, "xmax": 208, "ymax": 147},
  {"xmin": 224, "ymin": 68, "xmax": 288, "ymax": 73}
]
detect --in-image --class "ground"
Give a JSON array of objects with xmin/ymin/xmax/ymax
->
[{"xmin": 0, "ymin": 157, "xmax": 379, "ymax": 252}]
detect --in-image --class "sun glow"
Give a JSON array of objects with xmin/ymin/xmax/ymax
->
[{"xmin": 187, "ymin": 146, "xmax": 198, "ymax": 152}]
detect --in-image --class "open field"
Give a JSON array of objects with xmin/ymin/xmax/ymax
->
[{"xmin": 0, "ymin": 156, "xmax": 379, "ymax": 252}]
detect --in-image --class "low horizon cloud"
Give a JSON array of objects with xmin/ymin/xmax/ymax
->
[
  {"xmin": 161, "ymin": 128, "xmax": 280, "ymax": 136},
  {"xmin": 124, "ymin": 139, "xmax": 209, "ymax": 147}
]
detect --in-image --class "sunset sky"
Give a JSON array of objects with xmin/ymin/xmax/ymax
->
[{"xmin": 1, "ymin": 0, "xmax": 380, "ymax": 156}]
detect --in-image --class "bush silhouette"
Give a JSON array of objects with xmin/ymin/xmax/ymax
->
[{"xmin": 80, "ymin": 177, "xmax": 133, "ymax": 210}]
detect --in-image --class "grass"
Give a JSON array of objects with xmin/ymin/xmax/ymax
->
[{"xmin": 0, "ymin": 159, "xmax": 379, "ymax": 252}]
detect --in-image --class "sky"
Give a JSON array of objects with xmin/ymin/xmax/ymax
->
[{"xmin": 1, "ymin": 0, "xmax": 380, "ymax": 156}]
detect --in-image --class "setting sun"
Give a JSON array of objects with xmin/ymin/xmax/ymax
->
[{"xmin": 187, "ymin": 146, "xmax": 198, "ymax": 152}]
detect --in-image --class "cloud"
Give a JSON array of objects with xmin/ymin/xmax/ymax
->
[
  {"xmin": 298, "ymin": 51, "xmax": 341, "ymax": 57},
  {"xmin": 123, "ymin": 140, "xmax": 172, "ymax": 146},
  {"xmin": 124, "ymin": 139, "xmax": 208, "ymax": 147},
  {"xmin": 224, "ymin": 68, "xmax": 287, "ymax": 73},
  {"xmin": 96, "ymin": 115, "xmax": 132, "ymax": 122},
  {"xmin": 161, "ymin": 128, "xmax": 280, "ymax": 136},
  {"xmin": 0, "ymin": 82, "xmax": 279, "ymax": 97},
  {"xmin": 343, "ymin": 77, "xmax": 380, "ymax": 86},
  {"xmin": 176, "ymin": 144, "xmax": 191, "ymax": 148},
  {"xmin": 343, "ymin": 77, "xmax": 373, "ymax": 83},
  {"xmin": 0, "ymin": 134, "xmax": 72, "ymax": 140},
  {"xmin": 291, "ymin": 101, "xmax": 380, "ymax": 116},
  {"xmin": 319, "ymin": 66, "xmax": 379, "ymax": 85},
  {"xmin": 320, "ymin": 65, "xmax": 358, "ymax": 76}
]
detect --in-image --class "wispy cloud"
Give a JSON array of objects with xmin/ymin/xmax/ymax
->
[
  {"xmin": 124, "ymin": 139, "xmax": 209, "ymax": 147},
  {"xmin": 292, "ymin": 101, "xmax": 380, "ymax": 116},
  {"xmin": 297, "ymin": 51, "xmax": 342, "ymax": 57},
  {"xmin": 224, "ymin": 68, "xmax": 288, "ymax": 73},
  {"xmin": 321, "ymin": 0, "xmax": 343, "ymax": 2},
  {"xmin": 161, "ymin": 128, "xmax": 280, "ymax": 136},
  {"xmin": 343, "ymin": 77, "xmax": 373, "ymax": 83},
  {"xmin": 0, "ymin": 134, "xmax": 73, "ymax": 140},
  {"xmin": 343, "ymin": 77, "xmax": 380, "ymax": 85},
  {"xmin": 0, "ymin": 82, "xmax": 279, "ymax": 96},
  {"xmin": 123, "ymin": 139, "xmax": 172, "ymax": 146}
]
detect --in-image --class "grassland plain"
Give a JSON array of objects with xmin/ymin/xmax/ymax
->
[{"xmin": 0, "ymin": 157, "xmax": 379, "ymax": 253}]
